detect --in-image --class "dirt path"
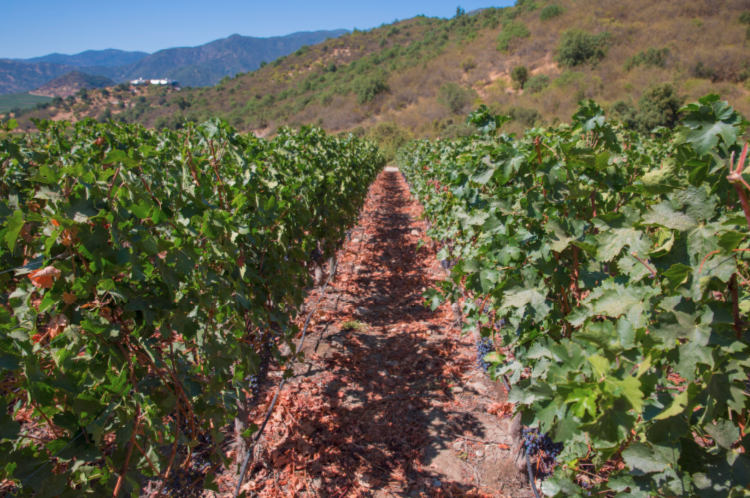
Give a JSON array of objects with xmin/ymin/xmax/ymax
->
[{"xmin": 224, "ymin": 169, "xmax": 532, "ymax": 498}]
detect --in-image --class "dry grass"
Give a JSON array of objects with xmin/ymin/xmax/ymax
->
[{"xmin": 10, "ymin": 0, "xmax": 750, "ymax": 137}]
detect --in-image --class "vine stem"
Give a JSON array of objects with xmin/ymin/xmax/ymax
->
[
  {"xmin": 571, "ymin": 245, "xmax": 580, "ymax": 304},
  {"xmin": 30, "ymin": 400, "xmax": 62, "ymax": 439},
  {"xmin": 107, "ymin": 165, "xmax": 121, "ymax": 202},
  {"xmin": 184, "ymin": 135, "xmax": 201, "ymax": 187},
  {"xmin": 113, "ymin": 405, "xmax": 141, "ymax": 498},
  {"xmin": 208, "ymin": 140, "xmax": 228, "ymax": 210},
  {"xmin": 732, "ymin": 274, "xmax": 742, "ymax": 340},
  {"xmin": 699, "ymin": 249, "xmax": 750, "ymax": 272},
  {"xmin": 154, "ymin": 402, "xmax": 180, "ymax": 498},
  {"xmin": 630, "ymin": 251, "xmax": 657, "ymax": 277},
  {"xmin": 133, "ymin": 439, "xmax": 159, "ymax": 476},
  {"xmin": 728, "ymin": 143, "xmax": 750, "ymax": 229}
]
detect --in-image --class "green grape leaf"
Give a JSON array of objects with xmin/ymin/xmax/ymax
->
[
  {"xmin": 680, "ymin": 95, "xmax": 743, "ymax": 157},
  {"xmin": 704, "ymin": 419, "xmax": 740, "ymax": 450},
  {"xmin": 622, "ymin": 442, "xmax": 669, "ymax": 475},
  {"xmin": 5, "ymin": 210, "xmax": 25, "ymax": 252}
]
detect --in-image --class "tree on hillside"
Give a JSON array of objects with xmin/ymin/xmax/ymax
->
[
  {"xmin": 556, "ymin": 29, "xmax": 610, "ymax": 67},
  {"xmin": 511, "ymin": 66, "xmax": 529, "ymax": 89},
  {"xmin": 636, "ymin": 83, "xmax": 683, "ymax": 132},
  {"xmin": 610, "ymin": 83, "xmax": 683, "ymax": 132},
  {"xmin": 438, "ymin": 83, "xmax": 477, "ymax": 115}
]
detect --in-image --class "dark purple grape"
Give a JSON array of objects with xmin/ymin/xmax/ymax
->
[{"xmin": 476, "ymin": 338, "xmax": 493, "ymax": 372}]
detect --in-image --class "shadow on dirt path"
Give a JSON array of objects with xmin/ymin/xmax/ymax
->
[{"xmin": 223, "ymin": 170, "xmax": 532, "ymax": 498}]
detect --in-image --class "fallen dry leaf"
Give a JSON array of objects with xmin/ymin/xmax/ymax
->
[
  {"xmin": 63, "ymin": 292, "xmax": 77, "ymax": 305},
  {"xmin": 20, "ymin": 224, "xmax": 33, "ymax": 243},
  {"xmin": 47, "ymin": 314, "xmax": 69, "ymax": 339},
  {"xmin": 28, "ymin": 266, "xmax": 62, "ymax": 289},
  {"xmin": 60, "ymin": 227, "xmax": 79, "ymax": 246}
]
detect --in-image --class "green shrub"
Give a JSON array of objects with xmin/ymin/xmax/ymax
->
[
  {"xmin": 366, "ymin": 122, "xmax": 411, "ymax": 161},
  {"xmin": 437, "ymin": 82, "xmax": 477, "ymax": 114},
  {"xmin": 295, "ymin": 45, "xmax": 310, "ymax": 57},
  {"xmin": 555, "ymin": 29, "xmax": 610, "ymax": 67},
  {"xmin": 97, "ymin": 108, "xmax": 112, "ymax": 123},
  {"xmin": 623, "ymin": 47, "xmax": 670, "ymax": 71},
  {"xmin": 497, "ymin": 21, "xmax": 530, "ymax": 51},
  {"xmin": 461, "ymin": 57, "xmax": 477, "ymax": 73},
  {"xmin": 441, "ymin": 122, "xmax": 474, "ymax": 138},
  {"xmin": 539, "ymin": 5, "xmax": 563, "ymax": 21},
  {"xmin": 341, "ymin": 320, "xmax": 368, "ymax": 331},
  {"xmin": 353, "ymin": 71, "xmax": 389, "ymax": 104},
  {"xmin": 319, "ymin": 92, "xmax": 334, "ymax": 106},
  {"xmin": 553, "ymin": 70, "xmax": 584, "ymax": 88},
  {"xmin": 636, "ymin": 83, "xmax": 683, "ymax": 132},
  {"xmin": 692, "ymin": 61, "xmax": 715, "ymax": 80},
  {"xmin": 507, "ymin": 106, "xmax": 542, "ymax": 127},
  {"xmin": 511, "ymin": 66, "xmax": 529, "ymax": 89},
  {"xmin": 738, "ymin": 63, "xmax": 750, "ymax": 83},
  {"xmin": 524, "ymin": 74, "xmax": 550, "ymax": 93},
  {"xmin": 610, "ymin": 100, "xmax": 638, "ymax": 129},
  {"xmin": 740, "ymin": 11, "xmax": 750, "ymax": 24},
  {"xmin": 326, "ymin": 62, "xmax": 337, "ymax": 73}
]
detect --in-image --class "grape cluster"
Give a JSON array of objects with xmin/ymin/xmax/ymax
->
[
  {"xmin": 161, "ymin": 430, "xmax": 218, "ymax": 497},
  {"xmin": 522, "ymin": 427, "xmax": 564, "ymax": 460},
  {"xmin": 577, "ymin": 479, "xmax": 593, "ymax": 496},
  {"xmin": 245, "ymin": 343, "xmax": 271, "ymax": 397},
  {"xmin": 476, "ymin": 338, "xmax": 493, "ymax": 372},
  {"xmin": 440, "ymin": 259, "xmax": 457, "ymax": 270},
  {"xmin": 310, "ymin": 247, "xmax": 322, "ymax": 263}
]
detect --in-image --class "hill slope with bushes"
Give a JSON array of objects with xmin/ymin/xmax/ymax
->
[
  {"xmin": 8, "ymin": 0, "xmax": 750, "ymax": 152},
  {"xmin": 32, "ymin": 71, "xmax": 115, "ymax": 98}
]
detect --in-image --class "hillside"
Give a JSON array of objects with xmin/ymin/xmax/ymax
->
[
  {"xmin": 102, "ymin": 30, "xmax": 350, "ymax": 86},
  {"xmin": 16, "ymin": 49, "xmax": 148, "ymax": 68},
  {"xmin": 0, "ymin": 60, "xmax": 77, "ymax": 95},
  {"xmin": 31, "ymin": 71, "xmax": 116, "ymax": 97},
  {"xmin": 8, "ymin": 0, "xmax": 750, "ymax": 145},
  {"xmin": 0, "ymin": 30, "xmax": 347, "ymax": 95}
]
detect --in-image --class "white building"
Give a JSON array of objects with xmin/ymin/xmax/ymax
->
[
  {"xmin": 150, "ymin": 79, "xmax": 178, "ymax": 86},
  {"xmin": 129, "ymin": 78, "xmax": 178, "ymax": 86}
]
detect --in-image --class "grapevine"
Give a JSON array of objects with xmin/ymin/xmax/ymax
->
[
  {"xmin": 400, "ymin": 96, "xmax": 750, "ymax": 497},
  {"xmin": 0, "ymin": 117, "xmax": 384, "ymax": 496}
]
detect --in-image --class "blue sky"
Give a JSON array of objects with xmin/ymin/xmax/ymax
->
[{"xmin": 2, "ymin": 1, "xmax": 515, "ymax": 59}]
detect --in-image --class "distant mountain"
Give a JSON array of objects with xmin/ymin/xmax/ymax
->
[
  {"xmin": 32, "ymin": 71, "xmax": 115, "ymax": 97},
  {"xmin": 97, "ymin": 30, "xmax": 350, "ymax": 86},
  {"xmin": 17, "ymin": 49, "xmax": 148, "ymax": 68},
  {"xmin": 0, "ymin": 30, "xmax": 348, "ymax": 95},
  {"xmin": 0, "ymin": 60, "xmax": 76, "ymax": 95}
]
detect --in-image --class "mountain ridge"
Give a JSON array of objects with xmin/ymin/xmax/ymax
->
[
  {"xmin": 0, "ymin": 29, "xmax": 348, "ymax": 94},
  {"xmin": 15, "ymin": 49, "xmax": 149, "ymax": 68}
]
